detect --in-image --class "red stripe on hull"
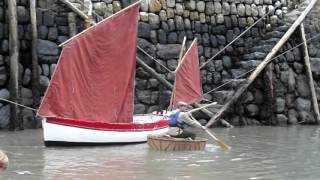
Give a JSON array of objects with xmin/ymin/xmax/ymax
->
[{"xmin": 47, "ymin": 116, "xmax": 169, "ymax": 132}]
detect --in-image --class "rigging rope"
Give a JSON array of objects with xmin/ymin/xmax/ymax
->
[
  {"xmin": 137, "ymin": 46, "xmax": 174, "ymax": 73},
  {"xmin": 203, "ymin": 32, "xmax": 320, "ymax": 95},
  {"xmin": 200, "ymin": 5, "xmax": 280, "ymax": 69}
]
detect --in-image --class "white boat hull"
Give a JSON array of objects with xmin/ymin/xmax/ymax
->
[{"xmin": 42, "ymin": 114, "xmax": 169, "ymax": 145}]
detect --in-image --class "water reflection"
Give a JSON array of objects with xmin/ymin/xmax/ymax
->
[{"xmin": 1, "ymin": 127, "xmax": 320, "ymax": 180}]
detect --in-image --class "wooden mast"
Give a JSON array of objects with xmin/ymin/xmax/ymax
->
[
  {"xmin": 8, "ymin": 0, "xmax": 21, "ymax": 130},
  {"xmin": 168, "ymin": 37, "xmax": 186, "ymax": 111},
  {"xmin": 206, "ymin": 0, "xmax": 318, "ymax": 128},
  {"xmin": 300, "ymin": 23, "xmax": 320, "ymax": 124},
  {"xmin": 30, "ymin": 0, "xmax": 40, "ymax": 128}
]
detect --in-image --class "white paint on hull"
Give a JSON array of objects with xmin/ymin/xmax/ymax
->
[{"xmin": 42, "ymin": 115, "xmax": 169, "ymax": 143}]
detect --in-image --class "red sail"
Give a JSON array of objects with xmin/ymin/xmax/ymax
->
[
  {"xmin": 37, "ymin": 3, "xmax": 140, "ymax": 124},
  {"xmin": 173, "ymin": 39, "xmax": 203, "ymax": 108}
]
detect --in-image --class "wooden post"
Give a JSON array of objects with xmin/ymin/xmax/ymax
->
[
  {"xmin": 68, "ymin": 13, "xmax": 77, "ymax": 37},
  {"xmin": 83, "ymin": 0, "xmax": 93, "ymax": 29},
  {"xmin": 8, "ymin": 0, "xmax": 21, "ymax": 130},
  {"xmin": 300, "ymin": 23, "xmax": 320, "ymax": 124},
  {"xmin": 30, "ymin": 0, "xmax": 40, "ymax": 128},
  {"xmin": 205, "ymin": 0, "xmax": 318, "ymax": 128},
  {"xmin": 136, "ymin": 57, "xmax": 232, "ymax": 127}
]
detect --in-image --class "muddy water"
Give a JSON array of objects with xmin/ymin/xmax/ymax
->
[{"xmin": 1, "ymin": 126, "xmax": 320, "ymax": 180}]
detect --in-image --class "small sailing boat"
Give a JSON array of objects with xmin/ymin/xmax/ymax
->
[
  {"xmin": 37, "ymin": 1, "xmax": 169, "ymax": 146},
  {"xmin": 148, "ymin": 39, "xmax": 209, "ymax": 151}
]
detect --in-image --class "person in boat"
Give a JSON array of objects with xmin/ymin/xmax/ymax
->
[
  {"xmin": 167, "ymin": 101, "xmax": 206, "ymax": 140},
  {"xmin": 0, "ymin": 150, "xmax": 8, "ymax": 172}
]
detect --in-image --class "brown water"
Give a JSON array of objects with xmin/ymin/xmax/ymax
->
[{"xmin": 0, "ymin": 126, "xmax": 320, "ymax": 180}]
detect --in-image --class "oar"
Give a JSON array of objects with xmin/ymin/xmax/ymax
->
[
  {"xmin": 189, "ymin": 115, "xmax": 230, "ymax": 151},
  {"xmin": 187, "ymin": 102, "xmax": 217, "ymax": 114},
  {"xmin": 204, "ymin": 129, "xmax": 230, "ymax": 151}
]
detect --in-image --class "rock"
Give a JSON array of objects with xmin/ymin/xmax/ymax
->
[
  {"xmin": 175, "ymin": 16, "xmax": 184, "ymax": 30},
  {"xmin": 288, "ymin": 68, "xmax": 295, "ymax": 92},
  {"xmin": 156, "ymin": 44, "xmax": 180, "ymax": 59},
  {"xmin": 246, "ymin": 104, "xmax": 259, "ymax": 117},
  {"xmin": 139, "ymin": 12, "xmax": 149, "ymax": 22},
  {"xmin": 94, "ymin": 2, "xmax": 108, "ymax": 16},
  {"xmin": 39, "ymin": 75, "xmax": 50, "ymax": 92},
  {"xmin": 254, "ymin": 89, "xmax": 264, "ymax": 104},
  {"xmin": 38, "ymin": 26, "xmax": 48, "ymax": 39},
  {"xmin": 215, "ymin": 60, "xmax": 223, "ymax": 72},
  {"xmin": 47, "ymin": 27, "xmax": 58, "ymax": 41},
  {"xmin": 296, "ymin": 75, "xmax": 310, "ymax": 98},
  {"xmin": 23, "ymin": 68, "xmax": 31, "ymax": 85},
  {"xmin": 185, "ymin": 0, "xmax": 196, "ymax": 10},
  {"xmin": 167, "ymin": 32, "xmax": 178, "ymax": 43},
  {"xmin": 288, "ymin": 109, "xmax": 298, "ymax": 124},
  {"xmin": 0, "ymin": 105, "xmax": 10, "ymax": 128},
  {"xmin": 275, "ymin": 97, "xmax": 285, "ymax": 113},
  {"xmin": 222, "ymin": 2, "xmax": 230, "ymax": 15},
  {"xmin": 222, "ymin": 56, "xmax": 232, "ymax": 69},
  {"xmin": 112, "ymin": 1, "xmax": 122, "ymax": 12},
  {"xmin": 240, "ymin": 60, "xmax": 261, "ymax": 70},
  {"xmin": 167, "ymin": 59, "xmax": 178, "ymax": 70},
  {"xmin": 134, "ymin": 104, "xmax": 146, "ymax": 114},
  {"xmin": 167, "ymin": 0, "xmax": 175, "ymax": 8},
  {"xmin": 298, "ymin": 111, "xmax": 315, "ymax": 124},
  {"xmin": 216, "ymin": 14, "xmax": 224, "ymax": 24},
  {"xmin": 140, "ymin": 0, "xmax": 149, "ymax": 11},
  {"xmin": 149, "ymin": 0, "xmax": 161, "ymax": 13},
  {"xmin": 41, "ymin": 64, "xmax": 50, "ymax": 76},
  {"xmin": 175, "ymin": 3, "xmax": 184, "ymax": 15},
  {"xmin": 148, "ymin": 13, "xmax": 160, "ymax": 29},
  {"xmin": 293, "ymin": 62, "xmax": 303, "ymax": 74},
  {"xmin": 147, "ymin": 105, "xmax": 160, "ymax": 113},
  {"xmin": 37, "ymin": 39, "xmax": 58, "ymax": 56},
  {"xmin": 205, "ymin": 2, "xmax": 214, "ymax": 15},
  {"xmin": 276, "ymin": 114, "xmax": 288, "ymax": 126},
  {"xmin": 17, "ymin": 6, "xmax": 30, "ymax": 24},
  {"xmin": 196, "ymin": 1, "xmax": 205, "ymax": 12},
  {"xmin": 148, "ymin": 79, "xmax": 159, "ymax": 89},
  {"xmin": 245, "ymin": 4, "xmax": 251, "ymax": 16},
  {"xmin": 244, "ymin": 91, "xmax": 254, "ymax": 103},
  {"xmin": 237, "ymin": 4, "xmax": 245, "ymax": 17},
  {"xmin": 136, "ymin": 79, "xmax": 147, "ymax": 90},
  {"xmin": 295, "ymin": 98, "xmax": 311, "ymax": 112},
  {"xmin": 138, "ymin": 22, "xmax": 150, "ymax": 38},
  {"xmin": 213, "ymin": 2, "xmax": 222, "ymax": 14},
  {"xmin": 0, "ymin": 88, "xmax": 9, "ymax": 99},
  {"xmin": 230, "ymin": 3, "xmax": 237, "ymax": 15}
]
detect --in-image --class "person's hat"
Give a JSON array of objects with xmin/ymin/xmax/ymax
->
[{"xmin": 177, "ymin": 101, "xmax": 189, "ymax": 107}]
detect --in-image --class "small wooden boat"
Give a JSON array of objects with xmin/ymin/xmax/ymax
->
[{"xmin": 147, "ymin": 135, "xmax": 207, "ymax": 151}]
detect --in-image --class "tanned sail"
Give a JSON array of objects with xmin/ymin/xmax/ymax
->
[
  {"xmin": 37, "ymin": 2, "xmax": 140, "ymax": 124},
  {"xmin": 173, "ymin": 39, "xmax": 203, "ymax": 108}
]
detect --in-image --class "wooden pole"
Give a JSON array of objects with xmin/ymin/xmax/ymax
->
[
  {"xmin": 30, "ymin": 0, "xmax": 40, "ymax": 128},
  {"xmin": 206, "ymin": 0, "xmax": 318, "ymax": 128},
  {"xmin": 168, "ymin": 37, "xmax": 186, "ymax": 111},
  {"xmin": 300, "ymin": 23, "xmax": 320, "ymax": 124},
  {"xmin": 59, "ymin": 0, "xmax": 90, "ymax": 21},
  {"xmin": 136, "ymin": 57, "xmax": 232, "ymax": 127},
  {"xmin": 58, "ymin": 0, "xmax": 141, "ymax": 47},
  {"xmin": 68, "ymin": 13, "xmax": 77, "ymax": 37},
  {"xmin": 8, "ymin": 0, "xmax": 21, "ymax": 130}
]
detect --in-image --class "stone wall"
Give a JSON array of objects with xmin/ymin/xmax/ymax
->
[{"xmin": 0, "ymin": 0, "xmax": 319, "ymax": 128}]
